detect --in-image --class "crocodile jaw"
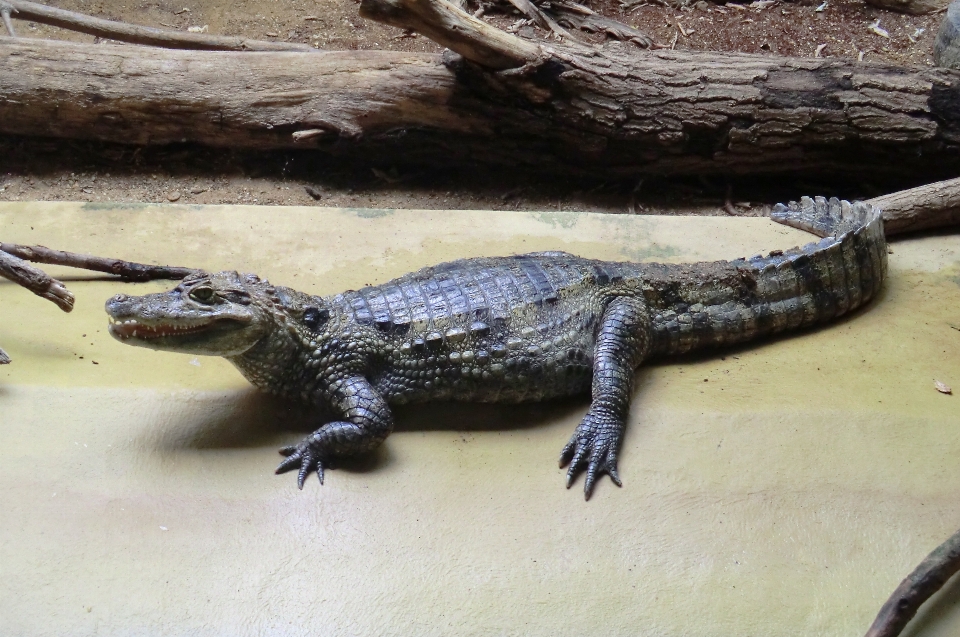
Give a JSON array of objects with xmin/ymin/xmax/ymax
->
[
  {"xmin": 106, "ymin": 315, "xmax": 255, "ymax": 355},
  {"xmin": 109, "ymin": 317, "xmax": 217, "ymax": 341}
]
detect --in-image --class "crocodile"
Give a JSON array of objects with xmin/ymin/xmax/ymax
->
[{"xmin": 105, "ymin": 196, "xmax": 886, "ymax": 498}]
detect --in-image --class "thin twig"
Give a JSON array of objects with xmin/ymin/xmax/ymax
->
[
  {"xmin": 554, "ymin": 8, "xmax": 652, "ymax": 47},
  {"xmin": 0, "ymin": 1, "xmax": 17, "ymax": 37},
  {"xmin": 1, "ymin": 0, "xmax": 314, "ymax": 51},
  {"xmin": 0, "ymin": 243, "xmax": 197, "ymax": 281},
  {"xmin": 504, "ymin": 0, "xmax": 576, "ymax": 41},
  {"xmin": 723, "ymin": 183, "xmax": 738, "ymax": 215},
  {"xmin": 0, "ymin": 249, "xmax": 74, "ymax": 312},
  {"xmin": 359, "ymin": 0, "xmax": 541, "ymax": 69},
  {"xmin": 864, "ymin": 526, "xmax": 960, "ymax": 637}
]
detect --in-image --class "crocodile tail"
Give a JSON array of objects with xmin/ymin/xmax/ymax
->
[
  {"xmin": 745, "ymin": 196, "xmax": 887, "ymax": 332},
  {"xmin": 648, "ymin": 196, "xmax": 886, "ymax": 356}
]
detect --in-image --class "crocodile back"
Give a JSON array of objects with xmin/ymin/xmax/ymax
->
[{"xmin": 327, "ymin": 252, "xmax": 643, "ymax": 403}]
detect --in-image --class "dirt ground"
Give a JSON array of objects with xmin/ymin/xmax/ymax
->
[{"xmin": 0, "ymin": 0, "xmax": 947, "ymax": 213}]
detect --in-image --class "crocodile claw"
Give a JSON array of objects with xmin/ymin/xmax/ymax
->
[
  {"xmin": 276, "ymin": 440, "xmax": 325, "ymax": 488},
  {"xmin": 559, "ymin": 410, "xmax": 624, "ymax": 500}
]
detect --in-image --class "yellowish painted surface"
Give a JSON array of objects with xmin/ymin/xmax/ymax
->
[{"xmin": 1, "ymin": 201, "xmax": 959, "ymax": 637}]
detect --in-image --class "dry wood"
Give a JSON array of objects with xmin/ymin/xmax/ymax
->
[
  {"xmin": 502, "ymin": 0, "xmax": 575, "ymax": 41},
  {"xmin": 1, "ymin": 0, "xmax": 313, "ymax": 51},
  {"xmin": 0, "ymin": 249, "xmax": 74, "ymax": 312},
  {"xmin": 869, "ymin": 176, "xmax": 960, "ymax": 235},
  {"xmin": 3, "ymin": 35, "xmax": 960, "ymax": 180},
  {"xmin": 358, "ymin": 0, "xmax": 540, "ymax": 68},
  {"xmin": 1, "ymin": 2, "xmax": 17, "ymax": 37},
  {"xmin": 0, "ymin": 243, "xmax": 197, "ymax": 281},
  {"xmin": 863, "ymin": 526, "xmax": 960, "ymax": 637}
]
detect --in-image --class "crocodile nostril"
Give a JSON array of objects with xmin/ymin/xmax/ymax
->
[{"xmin": 113, "ymin": 294, "xmax": 128, "ymax": 302}]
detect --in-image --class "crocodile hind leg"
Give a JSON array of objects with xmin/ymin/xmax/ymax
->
[
  {"xmin": 560, "ymin": 295, "xmax": 652, "ymax": 500},
  {"xmin": 275, "ymin": 375, "xmax": 394, "ymax": 489}
]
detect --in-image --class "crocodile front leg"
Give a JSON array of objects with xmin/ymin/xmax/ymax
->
[
  {"xmin": 560, "ymin": 295, "xmax": 652, "ymax": 500},
  {"xmin": 275, "ymin": 375, "xmax": 394, "ymax": 489}
]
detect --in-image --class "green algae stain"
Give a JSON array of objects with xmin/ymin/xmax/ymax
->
[
  {"xmin": 82, "ymin": 202, "xmax": 155, "ymax": 212},
  {"xmin": 618, "ymin": 243, "xmax": 681, "ymax": 262},
  {"xmin": 597, "ymin": 217, "xmax": 681, "ymax": 262},
  {"xmin": 348, "ymin": 208, "xmax": 395, "ymax": 219},
  {"xmin": 947, "ymin": 263, "xmax": 960, "ymax": 288},
  {"xmin": 530, "ymin": 211, "xmax": 580, "ymax": 229}
]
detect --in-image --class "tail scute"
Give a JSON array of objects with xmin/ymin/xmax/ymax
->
[{"xmin": 770, "ymin": 196, "xmax": 882, "ymax": 239}]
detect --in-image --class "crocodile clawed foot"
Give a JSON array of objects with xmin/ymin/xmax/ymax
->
[
  {"xmin": 276, "ymin": 437, "xmax": 326, "ymax": 489},
  {"xmin": 559, "ymin": 409, "xmax": 624, "ymax": 500}
]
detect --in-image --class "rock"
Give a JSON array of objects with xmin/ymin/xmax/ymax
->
[
  {"xmin": 166, "ymin": 191, "xmax": 181, "ymax": 202},
  {"xmin": 866, "ymin": 0, "xmax": 948, "ymax": 14},
  {"xmin": 936, "ymin": 0, "xmax": 960, "ymax": 68}
]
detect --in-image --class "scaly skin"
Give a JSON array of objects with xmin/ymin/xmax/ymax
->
[{"xmin": 105, "ymin": 197, "xmax": 886, "ymax": 499}]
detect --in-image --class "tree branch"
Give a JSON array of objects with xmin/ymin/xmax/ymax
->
[
  {"xmin": 0, "ymin": 243, "xmax": 197, "ymax": 281},
  {"xmin": 1, "ymin": 0, "xmax": 314, "ymax": 51},
  {"xmin": 0, "ymin": 1, "xmax": 17, "ymax": 37},
  {"xmin": 864, "ymin": 526, "xmax": 960, "ymax": 637},
  {"xmin": 359, "ymin": 0, "xmax": 541, "ymax": 68},
  {"xmin": 869, "ymin": 176, "xmax": 960, "ymax": 236},
  {"xmin": 0, "ymin": 249, "xmax": 74, "ymax": 312}
]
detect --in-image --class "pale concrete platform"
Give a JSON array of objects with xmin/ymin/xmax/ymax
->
[{"xmin": 1, "ymin": 201, "xmax": 959, "ymax": 637}]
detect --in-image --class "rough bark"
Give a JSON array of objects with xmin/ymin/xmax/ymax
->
[
  {"xmin": 869, "ymin": 176, "xmax": 960, "ymax": 234},
  {"xmin": 0, "ymin": 243, "xmax": 198, "ymax": 281},
  {"xmin": 4, "ymin": 34, "xmax": 960, "ymax": 179},
  {"xmin": 0, "ymin": 249, "xmax": 74, "ymax": 312}
]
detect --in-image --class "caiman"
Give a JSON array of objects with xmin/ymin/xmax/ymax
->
[{"xmin": 105, "ymin": 197, "xmax": 886, "ymax": 498}]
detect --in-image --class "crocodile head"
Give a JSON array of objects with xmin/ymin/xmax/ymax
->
[{"xmin": 105, "ymin": 270, "xmax": 311, "ymax": 357}]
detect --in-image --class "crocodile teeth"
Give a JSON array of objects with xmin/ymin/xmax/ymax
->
[{"xmin": 109, "ymin": 318, "xmax": 213, "ymax": 340}]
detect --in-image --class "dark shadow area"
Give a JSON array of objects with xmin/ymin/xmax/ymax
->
[
  {"xmin": 147, "ymin": 384, "xmax": 588, "ymax": 477},
  {"xmin": 151, "ymin": 389, "xmax": 314, "ymax": 451},
  {"xmin": 0, "ymin": 135, "xmax": 947, "ymax": 214},
  {"xmin": 391, "ymin": 393, "xmax": 587, "ymax": 433},
  {"xmin": 890, "ymin": 225, "xmax": 960, "ymax": 243},
  {"xmin": 152, "ymin": 385, "xmax": 587, "ymax": 446}
]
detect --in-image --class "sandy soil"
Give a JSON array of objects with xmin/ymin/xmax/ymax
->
[{"xmin": 0, "ymin": 0, "xmax": 947, "ymax": 213}]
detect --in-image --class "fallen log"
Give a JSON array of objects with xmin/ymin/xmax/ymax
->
[
  {"xmin": 3, "ymin": 6, "xmax": 960, "ymax": 180},
  {"xmin": 870, "ymin": 175, "xmax": 960, "ymax": 234}
]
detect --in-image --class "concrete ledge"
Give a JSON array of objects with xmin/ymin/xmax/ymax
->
[{"xmin": 2, "ymin": 202, "xmax": 959, "ymax": 636}]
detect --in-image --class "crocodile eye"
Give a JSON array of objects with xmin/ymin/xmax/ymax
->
[
  {"xmin": 303, "ymin": 306, "xmax": 329, "ymax": 331},
  {"xmin": 189, "ymin": 286, "xmax": 216, "ymax": 304}
]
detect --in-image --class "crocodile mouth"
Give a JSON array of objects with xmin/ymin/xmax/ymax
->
[{"xmin": 108, "ymin": 318, "xmax": 224, "ymax": 341}]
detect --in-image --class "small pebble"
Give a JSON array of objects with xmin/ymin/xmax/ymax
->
[{"xmin": 167, "ymin": 191, "xmax": 181, "ymax": 202}]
